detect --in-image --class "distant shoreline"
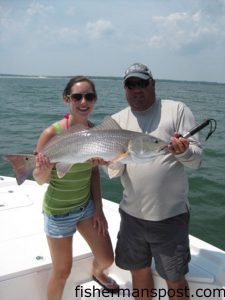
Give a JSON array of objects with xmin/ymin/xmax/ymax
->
[{"xmin": 1, "ymin": 74, "xmax": 224, "ymax": 85}]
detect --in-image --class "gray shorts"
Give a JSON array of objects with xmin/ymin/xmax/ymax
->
[{"xmin": 115, "ymin": 209, "xmax": 190, "ymax": 281}]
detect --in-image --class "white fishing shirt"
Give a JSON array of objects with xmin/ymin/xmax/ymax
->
[{"xmin": 111, "ymin": 98, "xmax": 203, "ymax": 221}]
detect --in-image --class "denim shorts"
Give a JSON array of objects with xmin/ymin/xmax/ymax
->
[
  {"xmin": 115, "ymin": 209, "xmax": 190, "ymax": 281},
  {"xmin": 43, "ymin": 199, "xmax": 95, "ymax": 238}
]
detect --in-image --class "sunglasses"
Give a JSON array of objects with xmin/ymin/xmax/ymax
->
[
  {"xmin": 68, "ymin": 93, "xmax": 96, "ymax": 102},
  {"xmin": 124, "ymin": 79, "xmax": 150, "ymax": 90}
]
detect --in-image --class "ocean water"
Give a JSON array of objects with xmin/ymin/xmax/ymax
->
[{"xmin": 0, "ymin": 76, "xmax": 225, "ymax": 250}]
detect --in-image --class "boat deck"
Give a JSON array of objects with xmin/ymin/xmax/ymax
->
[{"xmin": 1, "ymin": 176, "xmax": 225, "ymax": 299}]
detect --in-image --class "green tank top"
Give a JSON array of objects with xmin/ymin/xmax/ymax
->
[{"xmin": 43, "ymin": 119, "xmax": 94, "ymax": 215}]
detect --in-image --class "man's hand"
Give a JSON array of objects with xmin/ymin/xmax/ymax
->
[{"xmin": 168, "ymin": 133, "xmax": 189, "ymax": 155}]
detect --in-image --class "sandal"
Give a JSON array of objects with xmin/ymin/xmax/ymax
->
[{"xmin": 92, "ymin": 275, "xmax": 120, "ymax": 293}]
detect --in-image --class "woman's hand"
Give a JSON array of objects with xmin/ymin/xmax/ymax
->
[
  {"xmin": 33, "ymin": 152, "xmax": 53, "ymax": 184},
  {"xmin": 35, "ymin": 152, "xmax": 52, "ymax": 170},
  {"xmin": 92, "ymin": 208, "xmax": 109, "ymax": 236},
  {"xmin": 88, "ymin": 157, "xmax": 110, "ymax": 166}
]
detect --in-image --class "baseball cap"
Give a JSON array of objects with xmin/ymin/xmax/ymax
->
[{"xmin": 123, "ymin": 63, "xmax": 153, "ymax": 81}]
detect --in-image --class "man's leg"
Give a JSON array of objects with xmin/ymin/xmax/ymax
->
[
  {"xmin": 131, "ymin": 267, "xmax": 154, "ymax": 300},
  {"xmin": 166, "ymin": 277, "xmax": 189, "ymax": 300}
]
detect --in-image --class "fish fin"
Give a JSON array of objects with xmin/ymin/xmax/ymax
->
[
  {"xmin": 3, "ymin": 154, "xmax": 35, "ymax": 185},
  {"xmin": 65, "ymin": 124, "xmax": 87, "ymax": 132},
  {"xmin": 49, "ymin": 123, "xmax": 87, "ymax": 139},
  {"xmin": 55, "ymin": 162, "xmax": 73, "ymax": 178},
  {"xmin": 44, "ymin": 124, "xmax": 88, "ymax": 150},
  {"xmin": 108, "ymin": 168, "xmax": 121, "ymax": 179},
  {"xmin": 93, "ymin": 117, "xmax": 122, "ymax": 131},
  {"xmin": 130, "ymin": 152, "xmax": 161, "ymax": 162},
  {"xmin": 107, "ymin": 162, "xmax": 125, "ymax": 179},
  {"xmin": 110, "ymin": 151, "xmax": 129, "ymax": 163}
]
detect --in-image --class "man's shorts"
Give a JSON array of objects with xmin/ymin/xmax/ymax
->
[
  {"xmin": 115, "ymin": 209, "xmax": 190, "ymax": 281},
  {"xmin": 43, "ymin": 199, "xmax": 95, "ymax": 238}
]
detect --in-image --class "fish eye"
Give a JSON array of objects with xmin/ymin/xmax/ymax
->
[{"xmin": 154, "ymin": 140, "xmax": 159, "ymax": 144}]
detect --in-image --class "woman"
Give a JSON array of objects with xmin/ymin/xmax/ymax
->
[{"xmin": 33, "ymin": 76, "xmax": 119, "ymax": 300}]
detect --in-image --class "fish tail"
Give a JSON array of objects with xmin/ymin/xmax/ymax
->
[{"xmin": 3, "ymin": 154, "xmax": 35, "ymax": 185}]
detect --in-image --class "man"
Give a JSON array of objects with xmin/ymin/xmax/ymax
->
[{"xmin": 110, "ymin": 63, "xmax": 202, "ymax": 300}]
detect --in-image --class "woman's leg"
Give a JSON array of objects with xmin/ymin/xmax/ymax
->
[
  {"xmin": 77, "ymin": 217, "xmax": 118, "ymax": 288},
  {"xmin": 46, "ymin": 236, "xmax": 73, "ymax": 300}
]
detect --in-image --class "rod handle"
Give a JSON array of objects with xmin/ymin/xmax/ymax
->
[{"xmin": 183, "ymin": 119, "xmax": 211, "ymax": 138}]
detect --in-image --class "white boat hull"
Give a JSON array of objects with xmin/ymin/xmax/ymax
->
[{"xmin": 0, "ymin": 176, "xmax": 225, "ymax": 299}]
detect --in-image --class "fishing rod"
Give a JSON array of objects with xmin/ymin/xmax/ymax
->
[
  {"xmin": 159, "ymin": 118, "xmax": 217, "ymax": 152},
  {"xmin": 183, "ymin": 118, "xmax": 217, "ymax": 141}
]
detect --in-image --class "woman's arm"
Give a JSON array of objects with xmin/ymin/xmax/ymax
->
[
  {"xmin": 32, "ymin": 126, "xmax": 55, "ymax": 185},
  {"xmin": 90, "ymin": 166, "xmax": 108, "ymax": 236}
]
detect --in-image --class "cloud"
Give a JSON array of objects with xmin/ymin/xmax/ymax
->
[
  {"xmin": 86, "ymin": 19, "xmax": 116, "ymax": 40},
  {"xmin": 0, "ymin": 0, "xmax": 224, "ymax": 82},
  {"xmin": 26, "ymin": 2, "xmax": 54, "ymax": 17},
  {"xmin": 0, "ymin": 2, "xmax": 117, "ymax": 48},
  {"xmin": 147, "ymin": 6, "xmax": 225, "ymax": 54},
  {"xmin": 0, "ymin": 2, "xmax": 55, "ymax": 44},
  {"xmin": 153, "ymin": 12, "xmax": 189, "ymax": 26},
  {"xmin": 197, "ymin": 0, "xmax": 225, "ymax": 17}
]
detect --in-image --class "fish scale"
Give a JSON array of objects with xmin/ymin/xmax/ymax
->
[{"xmin": 4, "ymin": 121, "xmax": 166, "ymax": 185}]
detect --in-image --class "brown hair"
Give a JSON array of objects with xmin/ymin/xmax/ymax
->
[{"xmin": 63, "ymin": 76, "xmax": 97, "ymax": 100}]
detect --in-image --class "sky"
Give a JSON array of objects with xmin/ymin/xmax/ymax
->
[{"xmin": 1, "ymin": 0, "xmax": 225, "ymax": 83}]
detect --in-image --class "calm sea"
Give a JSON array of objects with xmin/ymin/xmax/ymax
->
[{"xmin": 0, "ymin": 76, "xmax": 224, "ymax": 250}]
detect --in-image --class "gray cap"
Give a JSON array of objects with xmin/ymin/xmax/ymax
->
[{"xmin": 123, "ymin": 63, "xmax": 153, "ymax": 81}]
